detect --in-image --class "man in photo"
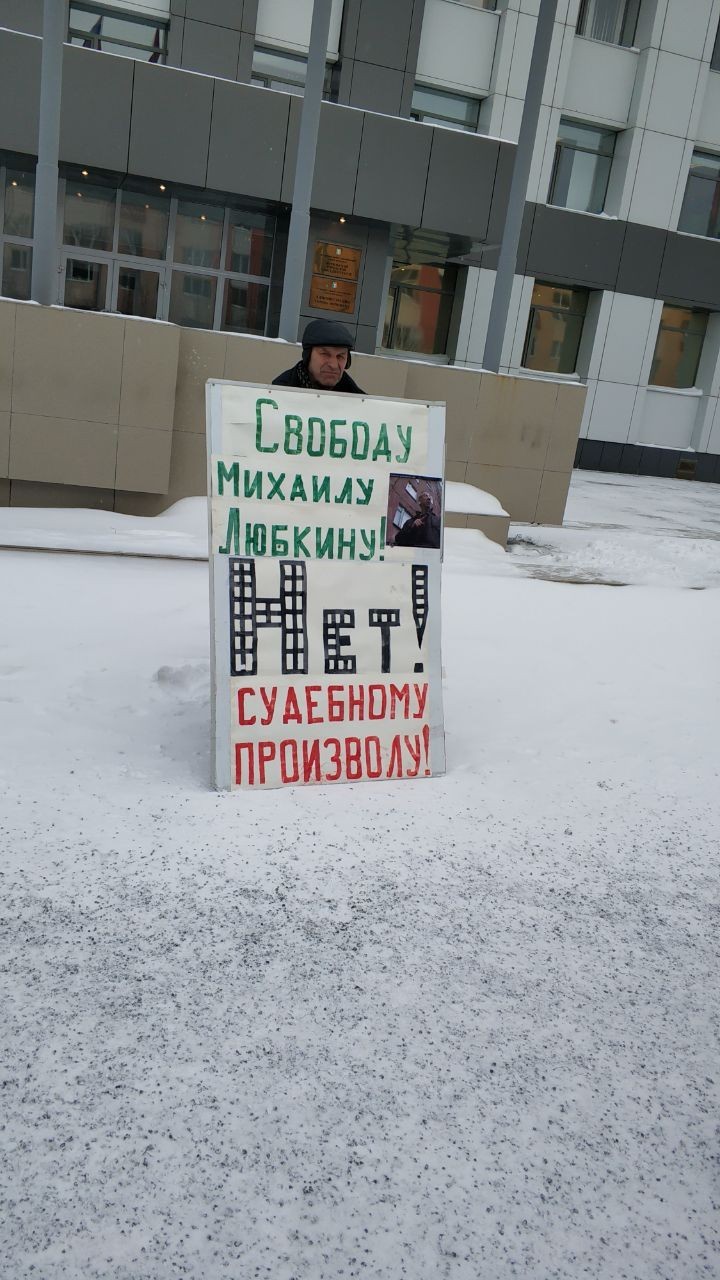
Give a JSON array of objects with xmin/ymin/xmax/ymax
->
[{"xmin": 393, "ymin": 490, "xmax": 441, "ymax": 549}]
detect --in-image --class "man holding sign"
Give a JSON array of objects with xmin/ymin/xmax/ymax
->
[
  {"xmin": 207, "ymin": 372, "xmax": 445, "ymax": 790},
  {"xmin": 273, "ymin": 319, "xmax": 365, "ymax": 395}
]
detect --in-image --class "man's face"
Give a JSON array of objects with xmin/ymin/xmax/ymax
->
[
  {"xmin": 418, "ymin": 493, "xmax": 431, "ymax": 515},
  {"xmin": 307, "ymin": 344, "xmax": 349, "ymax": 388}
]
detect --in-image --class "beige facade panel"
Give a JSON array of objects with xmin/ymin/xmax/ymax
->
[
  {"xmin": 166, "ymin": 429, "xmax": 208, "ymax": 502},
  {"xmin": 9, "ymin": 415, "xmax": 119, "ymax": 489},
  {"xmin": 224, "ymin": 336, "xmax": 298, "ymax": 387},
  {"xmin": 119, "ymin": 319, "xmax": 180, "ymax": 432},
  {"xmin": 467, "ymin": 512, "xmax": 511, "ymax": 547},
  {"xmin": 351, "ymin": 353, "xmax": 409, "ymax": 401},
  {"xmin": 0, "ymin": 301, "xmax": 15, "ymax": 413},
  {"xmin": 444, "ymin": 460, "xmax": 468, "ymax": 484},
  {"xmin": 546, "ymin": 383, "xmax": 587, "ymax": 472},
  {"xmin": 0, "ymin": 410, "xmax": 9, "ymax": 477},
  {"xmin": 174, "ymin": 328, "xmax": 228, "ymax": 434},
  {"xmin": 1, "ymin": 307, "xmax": 585, "ymax": 524},
  {"xmin": 115, "ymin": 425, "xmax": 173, "ymax": 494},
  {"xmin": 13, "ymin": 304, "xmax": 124, "ymax": 425},
  {"xmin": 535, "ymin": 470, "xmax": 572, "ymax": 526},
  {"xmin": 405, "ymin": 363, "xmax": 480, "ymax": 463},
  {"xmin": 470, "ymin": 374, "xmax": 559, "ymax": 470},
  {"xmin": 114, "ymin": 491, "xmax": 173, "ymax": 517},
  {"xmin": 9, "ymin": 480, "xmax": 115, "ymax": 509},
  {"xmin": 465, "ymin": 462, "xmax": 543, "ymax": 524}
]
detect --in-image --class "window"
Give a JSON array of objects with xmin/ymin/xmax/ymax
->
[
  {"xmin": 649, "ymin": 305, "xmax": 708, "ymax": 389},
  {"xmin": 118, "ymin": 189, "xmax": 169, "ymax": 259},
  {"xmin": 410, "ymin": 85, "xmax": 481, "ymax": 132},
  {"xmin": 63, "ymin": 180, "xmax": 115, "ymax": 251},
  {"xmin": 548, "ymin": 119, "xmax": 616, "ymax": 213},
  {"xmin": 68, "ymin": 3, "xmax": 167, "ymax": 62},
  {"xmin": 522, "ymin": 282, "xmax": 589, "ymax": 374},
  {"xmin": 251, "ymin": 46, "xmax": 334, "ymax": 98},
  {"xmin": 678, "ymin": 150, "xmax": 720, "ymax": 240},
  {"xmin": 60, "ymin": 169, "xmax": 276, "ymax": 333},
  {"xmin": 383, "ymin": 263, "xmax": 458, "ymax": 356},
  {"xmin": 576, "ymin": 0, "xmax": 640, "ymax": 46},
  {"xmin": 1, "ymin": 161, "xmax": 34, "ymax": 299}
]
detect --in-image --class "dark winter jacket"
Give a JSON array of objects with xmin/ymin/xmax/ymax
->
[
  {"xmin": 393, "ymin": 511, "xmax": 441, "ymax": 550},
  {"xmin": 272, "ymin": 362, "xmax": 365, "ymax": 394}
]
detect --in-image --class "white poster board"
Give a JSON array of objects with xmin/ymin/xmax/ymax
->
[{"xmin": 206, "ymin": 380, "xmax": 446, "ymax": 790}]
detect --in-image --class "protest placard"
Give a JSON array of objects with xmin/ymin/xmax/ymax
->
[{"xmin": 206, "ymin": 380, "xmax": 446, "ymax": 790}]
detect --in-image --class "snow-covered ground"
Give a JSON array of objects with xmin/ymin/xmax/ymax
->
[{"xmin": 1, "ymin": 471, "xmax": 718, "ymax": 1279}]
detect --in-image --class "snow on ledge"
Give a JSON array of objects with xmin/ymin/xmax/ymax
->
[{"xmin": 445, "ymin": 481, "xmax": 508, "ymax": 517}]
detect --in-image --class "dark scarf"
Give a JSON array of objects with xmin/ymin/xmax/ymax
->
[{"xmin": 294, "ymin": 360, "xmax": 314, "ymax": 389}]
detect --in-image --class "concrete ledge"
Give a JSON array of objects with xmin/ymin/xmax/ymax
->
[{"xmin": 445, "ymin": 511, "xmax": 511, "ymax": 548}]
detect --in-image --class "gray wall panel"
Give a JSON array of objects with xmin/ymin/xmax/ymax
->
[
  {"xmin": 129, "ymin": 63, "xmax": 213, "ymax": 186},
  {"xmin": 60, "ymin": 46, "xmax": 133, "ymax": 173},
  {"xmin": 354, "ymin": 0, "xmax": 416, "ymax": 70},
  {"xmin": 357, "ymin": 225, "xmax": 392, "ymax": 329},
  {"xmin": 170, "ymin": 0, "xmax": 187, "ymax": 14},
  {"xmin": 348, "ymin": 62, "xmax": 404, "ymax": 115},
  {"xmin": 354, "ymin": 113, "xmax": 431, "ymax": 224},
  {"xmin": 0, "ymin": 0, "xmax": 42, "ymax": 34},
  {"xmin": 186, "ymin": 0, "xmax": 244, "ymax": 28},
  {"xmin": 354, "ymin": 323, "xmax": 378, "ymax": 354},
  {"xmin": 280, "ymin": 95, "xmax": 301, "ymax": 205},
  {"xmin": 485, "ymin": 142, "xmax": 515, "ymax": 249},
  {"xmin": 167, "ymin": 16, "xmax": 184, "ymax": 67},
  {"xmin": 237, "ymin": 30, "xmax": 254, "ymax": 81},
  {"xmin": 207, "ymin": 80, "xmax": 290, "ymax": 199},
  {"xmin": 311, "ymin": 103, "xmax": 364, "ymax": 214},
  {"xmin": 525, "ymin": 205, "xmax": 624, "ymax": 290},
  {"xmin": 181, "ymin": 18, "xmax": 240, "ymax": 79},
  {"xmin": 423, "ymin": 131, "xmax": 499, "ymax": 238},
  {"xmin": 0, "ymin": 29, "xmax": 40, "ymax": 154},
  {"xmin": 616, "ymin": 223, "xmax": 666, "ymax": 298},
  {"xmin": 242, "ymin": 0, "xmax": 258, "ymax": 31},
  {"xmin": 338, "ymin": 0, "xmax": 362, "ymax": 58},
  {"xmin": 657, "ymin": 234, "xmax": 720, "ymax": 309}
]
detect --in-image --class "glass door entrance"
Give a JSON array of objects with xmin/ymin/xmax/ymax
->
[
  {"xmin": 62, "ymin": 255, "xmax": 165, "ymax": 319},
  {"xmin": 113, "ymin": 261, "xmax": 163, "ymax": 318}
]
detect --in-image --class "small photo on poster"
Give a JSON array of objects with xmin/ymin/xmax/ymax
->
[{"xmin": 386, "ymin": 474, "xmax": 443, "ymax": 550}]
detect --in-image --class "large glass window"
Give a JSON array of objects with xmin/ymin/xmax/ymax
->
[
  {"xmin": 63, "ymin": 181, "xmax": 115, "ymax": 251},
  {"xmin": 548, "ymin": 119, "xmax": 616, "ymax": 213},
  {"xmin": 649, "ymin": 306, "xmax": 708, "ymax": 389},
  {"xmin": 226, "ymin": 211, "xmax": 274, "ymax": 277},
  {"xmin": 410, "ymin": 85, "xmax": 481, "ymax": 132},
  {"xmin": 118, "ymin": 189, "xmax": 168, "ymax": 259},
  {"xmin": 170, "ymin": 273, "xmax": 217, "ymax": 329},
  {"xmin": 174, "ymin": 202, "xmax": 223, "ymax": 270},
  {"xmin": 223, "ymin": 281, "xmax": 270, "ymax": 334},
  {"xmin": 522, "ymin": 282, "xmax": 589, "ymax": 374},
  {"xmin": 1, "ymin": 161, "xmax": 35, "ymax": 299},
  {"xmin": 64, "ymin": 258, "xmax": 108, "ymax": 310},
  {"xmin": 4, "ymin": 168, "xmax": 34, "ymax": 238},
  {"xmin": 68, "ymin": 4, "xmax": 167, "ymax": 62},
  {"xmin": 251, "ymin": 46, "xmax": 334, "ymax": 97},
  {"xmin": 59, "ymin": 170, "xmax": 276, "ymax": 334},
  {"xmin": 383, "ymin": 264, "xmax": 457, "ymax": 356},
  {"xmin": 576, "ymin": 0, "xmax": 640, "ymax": 45},
  {"xmin": 2, "ymin": 243, "xmax": 32, "ymax": 300},
  {"xmin": 678, "ymin": 150, "xmax": 720, "ymax": 240}
]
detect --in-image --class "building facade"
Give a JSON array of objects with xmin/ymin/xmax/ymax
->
[{"xmin": 1, "ymin": 0, "xmax": 720, "ymax": 483}]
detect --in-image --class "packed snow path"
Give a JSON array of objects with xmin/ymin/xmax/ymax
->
[{"xmin": 1, "ymin": 472, "xmax": 718, "ymax": 1279}]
